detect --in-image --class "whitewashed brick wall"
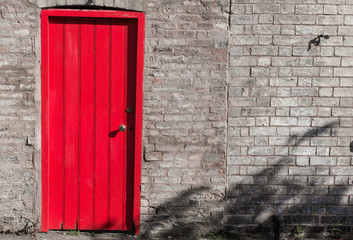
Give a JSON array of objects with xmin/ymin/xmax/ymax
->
[{"xmin": 227, "ymin": 0, "xmax": 353, "ymax": 238}]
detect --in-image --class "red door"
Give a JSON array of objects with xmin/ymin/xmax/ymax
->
[{"xmin": 41, "ymin": 10, "xmax": 144, "ymax": 233}]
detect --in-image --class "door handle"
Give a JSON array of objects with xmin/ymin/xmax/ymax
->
[{"xmin": 119, "ymin": 124, "xmax": 126, "ymax": 132}]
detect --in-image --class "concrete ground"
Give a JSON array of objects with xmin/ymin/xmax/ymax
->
[{"xmin": 0, "ymin": 231, "xmax": 139, "ymax": 240}]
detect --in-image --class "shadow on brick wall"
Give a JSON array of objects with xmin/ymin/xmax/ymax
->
[
  {"xmin": 140, "ymin": 186, "xmax": 225, "ymax": 239},
  {"xmin": 142, "ymin": 122, "xmax": 353, "ymax": 239}
]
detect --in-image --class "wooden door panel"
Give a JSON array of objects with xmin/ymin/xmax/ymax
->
[
  {"xmin": 48, "ymin": 17, "xmax": 64, "ymax": 230},
  {"xmin": 79, "ymin": 18, "xmax": 95, "ymax": 230},
  {"xmin": 63, "ymin": 18, "xmax": 80, "ymax": 230},
  {"xmin": 110, "ymin": 21, "xmax": 127, "ymax": 230}
]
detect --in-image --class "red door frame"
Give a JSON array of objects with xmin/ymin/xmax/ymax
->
[{"xmin": 41, "ymin": 9, "xmax": 145, "ymax": 234}]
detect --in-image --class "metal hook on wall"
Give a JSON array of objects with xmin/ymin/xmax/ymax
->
[{"xmin": 307, "ymin": 34, "xmax": 329, "ymax": 51}]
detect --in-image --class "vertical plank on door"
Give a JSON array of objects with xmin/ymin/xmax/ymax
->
[
  {"xmin": 126, "ymin": 20, "xmax": 138, "ymax": 231},
  {"xmin": 63, "ymin": 18, "xmax": 79, "ymax": 229},
  {"xmin": 94, "ymin": 19, "xmax": 110, "ymax": 230},
  {"xmin": 48, "ymin": 17, "xmax": 64, "ymax": 229},
  {"xmin": 109, "ymin": 21, "xmax": 127, "ymax": 230},
  {"xmin": 79, "ymin": 18, "xmax": 95, "ymax": 230}
]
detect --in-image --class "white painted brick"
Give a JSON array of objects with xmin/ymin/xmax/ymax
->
[
  {"xmin": 334, "ymin": 68, "xmax": 353, "ymax": 77},
  {"xmin": 281, "ymin": 25, "xmax": 295, "ymax": 35},
  {"xmin": 271, "ymin": 98, "xmax": 297, "ymax": 107},
  {"xmin": 228, "ymin": 176, "xmax": 253, "ymax": 184},
  {"xmin": 296, "ymin": 5, "xmax": 323, "ymax": 14},
  {"xmin": 338, "ymin": 5, "xmax": 353, "ymax": 14},
  {"xmin": 253, "ymin": 25, "xmax": 280, "ymax": 35},
  {"xmin": 281, "ymin": 4, "xmax": 295, "ymax": 14},
  {"xmin": 230, "ymin": 57, "xmax": 257, "ymax": 66},
  {"xmin": 318, "ymin": 0, "xmax": 345, "ymax": 3},
  {"xmin": 317, "ymin": 16, "xmax": 344, "ymax": 25},
  {"xmin": 293, "ymin": 67, "xmax": 319, "ymax": 77},
  {"xmin": 342, "ymin": 57, "xmax": 353, "ymax": 66},
  {"xmin": 250, "ymin": 46, "xmax": 278, "ymax": 56},
  {"xmin": 250, "ymin": 127, "xmax": 277, "ymax": 136},
  {"xmin": 270, "ymin": 77, "xmax": 297, "ymax": 86},
  {"xmin": 272, "ymin": 57, "xmax": 298, "ymax": 66},
  {"xmin": 324, "ymin": 5, "xmax": 337, "ymax": 14},
  {"xmin": 313, "ymin": 57, "xmax": 340, "ymax": 67},
  {"xmin": 330, "ymin": 167, "xmax": 353, "ymax": 175},
  {"xmin": 269, "ymin": 137, "xmax": 295, "ymax": 146},
  {"xmin": 291, "ymin": 88, "xmax": 318, "ymax": 97},
  {"xmin": 253, "ymin": 4, "xmax": 280, "ymax": 14},
  {"xmin": 290, "ymin": 147, "xmax": 316, "ymax": 156},
  {"xmin": 259, "ymin": 14, "xmax": 274, "ymax": 24},
  {"xmin": 227, "ymin": 156, "xmax": 254, "ymax": 165},
  {"xmin": 310, "ymin": 157, "xmax": 336, "ymax": 166},
  {"xmin": 290, "ymin": 108, "xmax": 317, "ymax": 117},
  {"xmin": 273, "ymin": 36, "xmax": 301, "ymax": 45},
  {"xmin": 248, "ymin": 147, "xmax": 274, "ymax": 156},
  {"xmin": 274, "ymin": 15, "xmax": 301, "ymax": 25},
  {"xmin": 231, "ymin": 15, "xmax": 258, "ymax": 25},
  {"xmin": 344, "ymin": 16, "xmax": 353, "ymax": 25},
  {"xmin": 271, "ymin": 117, "xmax": 297, "ymax": 126},
  {"xmin": 289, "ymin": 167, "xmax": 315, "ymax": 175},
  {"xmin": 334, "ymin": 88, "xmax": 353, "ymax": 97},
  {"xmin": 313, "ymin": 98, "xmax": 339, "ymax": 107},
  {"xmin": 231, "ymin": 36, "xmax": 257, "ymax": 45},
  {"xmin": 312, "ymin": 78, "xmax": 339, "ymax": 87},
  {"xmin": 251, "ymin": 68, "xmax": 276, "ymax": 78},
  {"xmin": 338, "ymin": 26, "xmax": 353, "ymax": 36},
  {"xmin": 308, "ymin": 176, "xmax": 334, "ymax": 185},
  {"xmin": 296, "ymin": 26, "xmax": 324, "ymax": 35}
]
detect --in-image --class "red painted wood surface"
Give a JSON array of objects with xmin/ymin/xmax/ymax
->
[{"xmin": 41, "ymin": 10, "xmax": 144, "ymax": 233}]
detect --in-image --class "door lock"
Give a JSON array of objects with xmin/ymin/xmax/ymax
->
[{"xmin": 119, "ymin": 124, "xmax": 126, "ymax": 132}]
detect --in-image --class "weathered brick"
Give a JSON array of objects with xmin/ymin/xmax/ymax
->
[
  {"xmin": 271, "ymin": 117, "xmax": 297, "ymax": 126},
  {"xmin": 313, "ymin": 98, "xmax": 339, "ymax": 107},
  {"xmin": 334, "ymin": 88, "xmax": 353, "ymax": 97},
  {"xmin": 271, "ymin": 98, "xmax": 297, "ymax": 107},
  {"xmin": 317, "ymin": 16, "xmax": 344, "ymax": 25},
  {"xmin": 253, "ymin": 25, "xmax": 280, "ymax": 35},
  {"xmin": 324, "ymin": 5, "xmax": 337, "ymax": 14},
  {"xmin": 272, "ymin": 57, "xmax": 298, "ymax": 67},
  {"xmin": 228, "ymin": 156, "xmax": 254, "ymax": 165},
  {"xmin": 248, "ymin": 147, "xmax": 274, "ymax": 156},
  {"xmin": 250, "ymin": 46, "xmax": 278, "ymax": 56},
  {"xmin": 313, "ymin": 57, "xmax": 340, "ymax": 67},
  {"xmin": 308, "ymin": 176, "xmax": 334, "ymax": 185},
  {"xmin": 296, "ymin": 5, "xmax": 323, "ymax": 15},
  {"xmin": 311, "ymin": 137, "xmax": 337, "ymax": 146},
  {"xmin": 273, "ymin": 36, "xmax": 301, "ymax": 45},
  {"xmin": 338, "ymin": 5, "xmax": 353, "ymax": 14},
  {"xmin": 290, "ymin": 108, "xmax": 317, "ymax": 117},
  {"xmin": 331, "ymin": 167, "xmax": 353, "ymax": 175},
  {"xmin": 291, "ymin": 88, "xmax": 318, "ymax": 97},
  {"xmin": 253, "ymin": 4, "xmax": 280, "ymax": 14},
  {"xmin": 289, "ymin": 147, "xmax": 316, "ymax": 156},
  {"xmin": 274, "ymin": 15, "xmax": 301, "ymax": 25},
  {"xmin": 231, "ymin": 15, "xmax": 258, "ymax": 25}
]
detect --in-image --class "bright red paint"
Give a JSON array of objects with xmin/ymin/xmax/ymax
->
[{"xmin": 41, "ymin": 9, "xmax": 144, "ymax": 234}]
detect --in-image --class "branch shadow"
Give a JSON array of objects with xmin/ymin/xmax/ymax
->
[
  {"xmin": 142, "ymin": 121, "xmax": 353, "ymax": 239},
  {"xmin": 227, "ymin": 121, "xmax": 353, "ymax": 239},
  {"xmin": 141, "ymin": 186, "xmax": 226, "ymax": 239}
]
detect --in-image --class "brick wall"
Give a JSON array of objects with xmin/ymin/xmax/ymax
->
[
  {"xmin": 0, "ymin": 1, "xmax": 38, "ymax": 231},
  {"xmin": 227, "ymin": 0, "xmax": 353, "ymax": 238},
  {"xmin": 141, "ymin": 0, "xmax": 229, "ymax": 237}
]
